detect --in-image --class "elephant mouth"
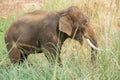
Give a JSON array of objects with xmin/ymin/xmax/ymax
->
[{"xmin": 86, "ymin": 39, "xmax": 99, "ymax": 50}]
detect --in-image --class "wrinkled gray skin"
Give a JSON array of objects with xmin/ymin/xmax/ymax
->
[{"xmin": 5, "ymin": 6, "xmax": 98, "ymax": 67}]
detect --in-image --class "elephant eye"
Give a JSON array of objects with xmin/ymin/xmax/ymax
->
[
  {"xmin": 81, "ymin": 19, "xmax": 88, "ymax": 28},
  {"xmin": 82, "ymin": 19, "xmax": 88, "ymax": 25}
]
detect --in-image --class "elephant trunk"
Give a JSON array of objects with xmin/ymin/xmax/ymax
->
[
  {"xmin": 84, "ymin": 25, "xmax": 98, "ymax": 64},
  {"xmin": 84, "ymin": 25, "xmax": 98, "ymax": 50}
]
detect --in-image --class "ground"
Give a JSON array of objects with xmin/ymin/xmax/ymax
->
[{"xmin": 0, "ymin": 0, "xmax": 43, "ymax": 17}]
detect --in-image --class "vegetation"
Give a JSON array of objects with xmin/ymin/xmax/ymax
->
[{"xmin": 0, "ymin": 0, "xmax": 120, "ymax": 80}]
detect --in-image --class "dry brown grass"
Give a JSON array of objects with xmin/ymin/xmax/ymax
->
[{"xmin": 0, "ymin": 0, "xmax": 44, "ymax": 17}]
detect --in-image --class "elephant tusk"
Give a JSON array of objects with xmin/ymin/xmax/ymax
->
[{"xmin": 86, "ymin": 39, "xmax": 100, "ymax": 50}]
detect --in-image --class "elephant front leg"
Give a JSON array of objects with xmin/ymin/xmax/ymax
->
[
  {"xmin": 84, "ymin": 26, "xmax": 98, "ymax": 65},
  {"xmin": 43, "ymin": 46, "xmax": 62, "ymax": 67},
  {"xmin": 86, "ymin": 38, "xmax": 98, "ymax": 65}
]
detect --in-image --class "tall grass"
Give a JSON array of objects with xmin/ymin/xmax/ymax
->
[{"xmin": 0, "ymin": 0, "xmax": 120, "ymax": 80}]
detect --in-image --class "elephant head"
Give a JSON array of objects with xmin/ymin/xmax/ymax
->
[{"xmin": 58, "ymin": 6, "xmax": 98, "ymax": 63}]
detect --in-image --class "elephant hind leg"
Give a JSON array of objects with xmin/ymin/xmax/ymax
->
[
  {"xmin": 9, "ymin": 47, "xmax": 22, "ymax": 63},
  {"xmin": 9, "ymin": 47, "xmax": 29, "ymax": 63},
  {"xmin": 6, "ymin": 42, "xmax": 25, "ymax": 63}
]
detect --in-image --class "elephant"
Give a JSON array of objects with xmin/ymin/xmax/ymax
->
[{"xmin": 5, "ymin": 6, "xmax": 98, "ymax": 66}]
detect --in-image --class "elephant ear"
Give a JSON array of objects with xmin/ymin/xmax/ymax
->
[{"xmin": 59, "ymin": 16, "xmax": 72, "ymax": 36}]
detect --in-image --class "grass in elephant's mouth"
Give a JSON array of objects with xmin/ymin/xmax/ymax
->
[{"xmin": 0, "ymin": 0, "xmax": 120, "ymax": 80}]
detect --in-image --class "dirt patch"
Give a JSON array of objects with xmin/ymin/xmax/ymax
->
[{"xmin": 0, "ymin": 0, "xmax": 44, "ymax": 17}]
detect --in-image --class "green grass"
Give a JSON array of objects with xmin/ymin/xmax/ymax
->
[{"xmin": 0, "ymin": 0, "xmax": 120, "ymax": 80}]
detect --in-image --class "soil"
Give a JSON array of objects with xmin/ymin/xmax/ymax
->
[{"xmin": 0, "ymin": 0, "xmax": 44, "ymax": 17}]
